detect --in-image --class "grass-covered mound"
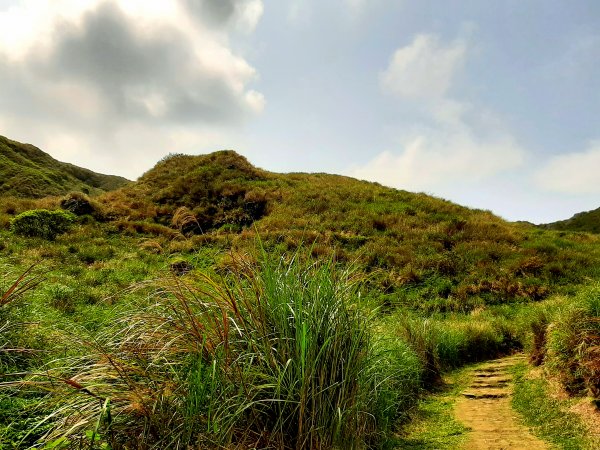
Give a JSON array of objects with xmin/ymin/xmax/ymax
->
[
  {"xmin": 0, "ymin": 135, "xmax": 129, "ymax": 198},
  {"xmin": 99, "ymin": 151, "xmax": 272, "ymax": 231},
  {"xmin": 95, "ymin": 150, "xmax": 600, "ymax": 310}
]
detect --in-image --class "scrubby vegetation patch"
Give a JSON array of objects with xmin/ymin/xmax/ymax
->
[{"xmin": 10, "ymin": 209, "xmax": 76, "ymax": 240}]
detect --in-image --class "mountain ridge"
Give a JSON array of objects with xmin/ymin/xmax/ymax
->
[
  {"xmin": 0, "ymin": 135, "xmax": 130, "ymax": 197},
  {"xmin": 2, "ymin": 135, "xmax": 599, "ymax": 309},
  {"xmin": 542, "ymin": 207, "xmax": 600, "ymax": 234}
]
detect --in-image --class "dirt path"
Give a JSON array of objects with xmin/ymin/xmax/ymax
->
[{"xmin": 455, "ymin": 355, "xmax": 548, "ymax": 450}]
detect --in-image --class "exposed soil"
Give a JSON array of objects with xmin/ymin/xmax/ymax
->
[{"xmin": 455, "ymin": 355, "xmax": 548, "ymax": 449}]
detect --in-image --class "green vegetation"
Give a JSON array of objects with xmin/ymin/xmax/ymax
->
[
  {"xmin": 10, "ymin": 209, "xmax": 76, "ymax": 240},
  {"xmin": 0, "ymin": 135, "xmax": 129, "ymax": 198},
  {"xmin": 59, "ymin": 192, "xmax": 102, "ymax": 218},
  {"xmin": 96, "ymin": 150, "xmax": 600, "ymax": 310},
  {"xmin": 384, "ymin": 309, "xmax": 524, "ymax": 388},
  {"xmin": 528, "ymin": 285, "xmax": 600, "ymax": 400},
  {"xmin": 101, "ymin": 151, "xmax": 271, "ymax": 231},
  {"xmin": 542, "ymin": 206, "xmax": 600, "ymax": 233},
  {"xmin": 16, "ymin": 254, "xmax": 424, "ymax": 449},
  {"xmin": 511, "ymin": 363, "xmax": 594, "ymax": 449},
  {"xmin": 393, "ymin": 368, "xmax": 471, "ymax": 449},
  {"xmin": 0, "ymin": 143, "xmax": 599, "ymax": 449}
]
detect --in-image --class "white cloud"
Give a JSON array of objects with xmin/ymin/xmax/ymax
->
[
  {"xmin": 380, "ymin": 33, "xmax": 467, "ymax": 99},
  {"xmin": 351, "ymin": 125, "xmax": 524, "ymax": 191},
  {"xmin": 0, "ymin": 0, "xmax": 264, "ymax": 178},
  {"xmin": 534, "ymin": 141, "xmax": 600, "ymax": 194},
  {"xmin": 350, "ymin": 32, "xmax": 525, "ymax": 192},
  {"xmin": 235, "ymin": 0, "xmax": 264, "ymax": 32}
]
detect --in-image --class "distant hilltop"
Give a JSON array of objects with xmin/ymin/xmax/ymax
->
[
  {"xmin": 2, "ymin": 134, "xmax": 600, "ymax": 308},
  {"xmin": 542, "ymin": 207, "xmax": 600, "ymax": 234},
  {"xmin": 0, "ymin": 135, "xmax": 129, "ymax": 198}
]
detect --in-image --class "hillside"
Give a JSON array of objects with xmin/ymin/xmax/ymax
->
[
  {"xmin": 0, "ymin": 135, "xmax": 129, "ymax": 198},
  {"xmin": 2, "ymin": 148, "xmax": 600, "ymax": 449},
  {"xmin": 542, "ymin": 206, "xmax": 600, "ymax": 233},
  {"xmin": 2, "ymin": 143, "xmax": 599, "ymax": 310},
  {"xmin": 97, "ymin": 150, "xmax": 600, "ymax": 311}
]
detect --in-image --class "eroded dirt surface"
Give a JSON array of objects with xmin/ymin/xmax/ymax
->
[{"xmin": 455, "ymin": 355, "xmax": 548, "ymax": 450}]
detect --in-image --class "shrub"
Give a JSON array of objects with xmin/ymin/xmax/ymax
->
[
  {"xmin": 45, "ymin": 283, "xmax": 75, "ymax": 313},
  {"xmin": 546, "ymin": 285, "xmax": 600, "ymax": 398},
  {"xmin": 59, "ymin": 192, "xmax": 97, "ymax": 217},
  {"xmin": 10, "ymin": 209, "xmax": 76, "ymax": 240}
]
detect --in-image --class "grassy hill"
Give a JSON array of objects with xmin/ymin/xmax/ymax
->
[
  {"xmin": 1, "ymin": 147, "xmax": 599, "ymax": 449},
  {"xmin": 542, "ymin": 207, "xmax": 600, "ymax": 234},
  {"xmin": 95, "ymin": 150, "xmax": 600, "ymax": 311},
  {"xmin": 0, "ymin": 135, "xmax": 129, "ymax": 198}
]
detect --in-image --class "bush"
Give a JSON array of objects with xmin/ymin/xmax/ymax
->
[
  {"xmin": 10, "ymin": 209, "xmax": 76, "ymax": 240},
  {"xmin": 60, "ymin": 192, "xmax": 99, "ymax": 217},
  {"xmin": 546, "ymin": 285, "xmax": 600, "ymax": 398}
]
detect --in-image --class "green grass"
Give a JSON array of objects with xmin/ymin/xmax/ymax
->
[
  {"xmin": 543, "ymin": 206, "xmax": 600, "ymax": 234},
  {"xmin": 511, "ymin": 363, "xmax": 594, "ymax": 449},
  {"xmin": 2, "ymin": 142, "xmax": 600, "ymax": 448},
  {"xmin": 7, "ymin": 249, "xmax": 424, "ymax": 449},
  {"xmin": 1, "ymin": 226, "xmax": 598, "ymax": 448},
  {"xmin": 545, "ymin": 285, "xmax": 600, "ymax": 398},
  {"xmin": 0, "ymin": 135, "xmax": 128, "ymax": 198},
  {"xmin": 392, "ymin": 366, "xmax": 471, "ymax": 449}
]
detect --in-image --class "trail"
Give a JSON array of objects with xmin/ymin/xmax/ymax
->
[{"xmin": 455, "ymin": 355, "xmax": 548, "ymax": 450}]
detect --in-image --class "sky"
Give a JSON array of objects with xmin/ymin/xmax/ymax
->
[{"xmin": 0, "ymin": 0, "xmax": 599, "ymax": 223}]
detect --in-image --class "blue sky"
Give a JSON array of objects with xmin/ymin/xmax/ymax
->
[{"xmin": 0, "ymin": 1, "xmax": 598, "ymax": 223}]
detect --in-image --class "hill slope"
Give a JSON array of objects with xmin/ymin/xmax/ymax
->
[
  {"xmin": 542, "ymin": 207, "xmax": 600, "ymax": 233},
  {"xmin": 98, "ymin": 150, "xmax": 600, "ymax": 311},
  {"xmin": 0, "ymin": 135, "xmax": 129, "ymax": 198}
]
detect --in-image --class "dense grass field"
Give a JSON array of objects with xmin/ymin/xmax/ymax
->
[{"xmin": 1, "ymin": 147, "xmax": 599, "ymax": 449}]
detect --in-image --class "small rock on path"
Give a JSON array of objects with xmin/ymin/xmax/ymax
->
[{"xmin": 455, "ymin": 355, "xmax": 548, "ymax": 450}]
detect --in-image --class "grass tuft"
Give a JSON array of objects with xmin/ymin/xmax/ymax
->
[{"xmin": 16, "ymin": 249, "xmax": 423, "ymax": 449}]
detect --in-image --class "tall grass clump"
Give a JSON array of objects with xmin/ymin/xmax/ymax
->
[
  {"xmin": 21, "ymin": 250, "xmax": 421, "ymax": 449},
  {"xmin": 545, "ymin": 284, "xmax": 600, "ymax": 399},
  {"xmin": 1, "ymin": 265, "xmax": 42, "ymax": 370},
  {"xmin": 388, "ymin": 311, "xmax": 523, "ymax": 387}
]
